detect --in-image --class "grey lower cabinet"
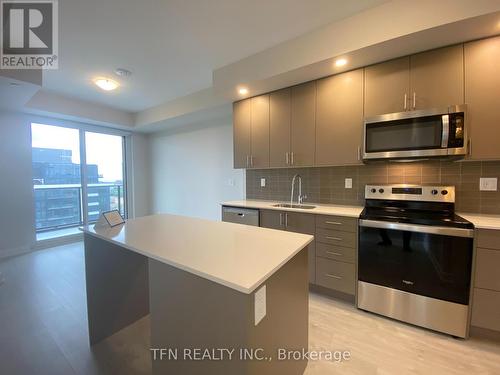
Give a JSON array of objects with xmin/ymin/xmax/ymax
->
[
  {"xmin": 314, "ymin": 215, "xmax": 357, "ymax": 296},
  {"xmin": 259, "ymin": 210, "xmax": 316, "ymax": 284},
  {"xmin": 471, "ymin": 229, "xmax": 500, "ymax": 333}
]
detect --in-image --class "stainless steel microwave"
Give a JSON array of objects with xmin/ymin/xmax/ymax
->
[{"xmin": 363, "ymin": 104, "xmax": 467, "ymax": 161}]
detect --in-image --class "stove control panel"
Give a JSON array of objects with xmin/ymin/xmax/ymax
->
[{"xmin": 365, "ymin": 184, "xmax": 455, "ymax": 203}]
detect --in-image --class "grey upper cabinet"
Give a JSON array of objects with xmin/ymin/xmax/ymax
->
[
  {"xmin": 233, "ymin": 95, "xmax": 270, "ymax": 169},
  {"xmin": 465, "ymin": 36, "xmax": 500, "ymax": 160},
  {"xmin": 316, "ymin": 69, "xmax": 364, "ymax": 166},
  {"xmin": 409, "ymin": 45, "xmax": 464, "ymax": 110},
  {"xmin": 290, "ymin": 82, "xmax": 316, "ymax": 167},
  {"xmin": 250, "ymin": 95, "xmax": 270, "ymax": 168},
  {"xmin": 270, "ymin": 89, "xmax": 291, "ymax": 168},
  {"xmin": 233, "ymin": 100, "xmax": 251, "ymax": 169},
  {"xmin": 364, "ymin": 57, "xmax": 410, "ymax": 117}
]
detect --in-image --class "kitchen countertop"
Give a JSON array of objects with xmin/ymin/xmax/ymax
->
[
  {"xmin": 222, "ymin": 200, "xmax": 500, "ymax": 231},
  {"xmin": 222, "ymin": 199, "xmax": 364, "ymax": 218},
  {"xmin": 81, "ymin": 214, "xmax": 313, "ymax": 294},
  {"xmin": 458, "ymin": 213, "xmax": 500, "ymax": 231}
]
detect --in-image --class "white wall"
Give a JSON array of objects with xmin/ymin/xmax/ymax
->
[
  {"xmin": 127, "ymin": 133, "xmax": 151, "ymax": 218},
  {"xmin": 150, "ymin": 119, "xmax": 245, "ymax": 221},
  {"xmin": 0, "ymin": 112, "xmax": 36, "ymax": 257}
]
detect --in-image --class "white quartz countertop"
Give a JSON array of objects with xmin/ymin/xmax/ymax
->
[
  {"xmin": 222, "ymin": 199, "xmax": 364, "ymax": 218},
  {"xmin": 81, "ymin": 214, "xmax": 313, "ymax": 294},
  {"xmin": 222, "ymin": 200, "xmax": 500, "ymax": 231},
  {"xmin": 458, "ymin": 213, "xmax": 500, "ymax": 231}
]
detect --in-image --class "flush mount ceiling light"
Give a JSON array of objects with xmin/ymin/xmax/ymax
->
[
  {"xmin": 238, "ymin": 87, "xmax": 249, "ymax": 95},
  {"xmin": 335, "ymin": 58, "xmax": 348, "ymax": 67},
  {"xmin": 94, "ymin": 78, "xmax": 120, "ymax": 91}
]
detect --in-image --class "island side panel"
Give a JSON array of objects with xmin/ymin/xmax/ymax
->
[
  {"xmin": 247, "ymin": 247, "xmax": 309, "ymax": 375},
  {"xmin": 149, "ymin": 246, "xmax": 309, "ymax": 375},
  {"xmin": 84, "ymin": 233, "xmax": 150, "ymax": 345}
]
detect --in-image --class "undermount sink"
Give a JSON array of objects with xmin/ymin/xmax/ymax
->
[{"xmin": 272, "ymin": 203, "xmax": 316, "ymax": 210}]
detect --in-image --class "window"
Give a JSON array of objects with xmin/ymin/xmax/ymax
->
[{"xmin": 31, "ymin": 123, "xmax": 127, "ymax": 240}]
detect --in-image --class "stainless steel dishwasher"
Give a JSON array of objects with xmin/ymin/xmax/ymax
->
[{"xmin": 222, "ymin": 206, "xmax": 259, "ymax": 226}]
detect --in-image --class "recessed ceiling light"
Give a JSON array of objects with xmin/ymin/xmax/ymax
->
[
  {"xmin": 335, "ymin": 58, "xmax": 347, "ymax": 67},
  {"xmin": 238, "ymin": 87, "xmax": 249, "ymax": 95},
  {"xmin": 94, "ymin": 78, "xmax": 119, "ymax": 91},
  {"xmin": 115, "ymin": 68, "xmax": 132, "ymax": 77}
]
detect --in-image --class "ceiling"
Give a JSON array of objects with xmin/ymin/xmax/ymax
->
[{"xmin": 41, "ymin": 0, "xmax": 387, "ymax": 112}]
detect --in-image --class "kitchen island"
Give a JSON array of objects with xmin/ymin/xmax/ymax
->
[{"xmin": 82, "ymin": 214, "xmax": 313, "ymax": 375}]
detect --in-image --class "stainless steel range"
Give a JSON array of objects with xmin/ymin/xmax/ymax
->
[{"xmin": 357, "ymin": 184, "xmax": 474, "ymax": 338}]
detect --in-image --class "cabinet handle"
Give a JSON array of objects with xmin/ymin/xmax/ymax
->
[
  {"xmin": 326, "ymin": 251, "xmax": 343, "ymax": 257},
  {"xmin": 250, "ymin": 155, "xmax": 254, "ymax": 167},
  {"xmin": 326, "ymin": 236, "xmax": 342, "ymax": 241},
  {"xmin": 290, "ymin": 152, "xmax": 294, "ymax": 165},
  {"xmin": 285, "ymin": 213, "xmax": 288, "ymax": 228},
  {"xmin": 357, "ymin": 146, "xmax": 361, "ymax": 161},
  {"xmin": 326, "ymin": 274, "xmax": 342, "ymax": 280},
  {"xmin": 285, "ymin": 152, "xmax": 289, "ymax": 165},
  {"xmin": 279, "ymin": 213, "xmax": 283, "ymax": 227},
  {"xmin": 404, "ymin": 93, "xmax": 407, "ymax": 110},
  {"xmin": 246, "ymin": 155, "xmax": 249, "ymax": 168},
  {"xmin": 325, "ymin": 221, "xmax": 342, "ymax": 226},
  {"xmin": 412, "ymin": 92, "xmax": 416, "ymax": 109}
]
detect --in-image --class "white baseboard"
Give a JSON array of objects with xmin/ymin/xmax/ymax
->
[
  {"xmin": 0, "ymin": 245, "xmax": 33, "ymax": 260},
  {"xmin": 0, "ymin": 233, "xmax": 83, "ymax": 260}
]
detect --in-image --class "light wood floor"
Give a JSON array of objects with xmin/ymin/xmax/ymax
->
[{"xmin": 1, "ymin": 242, "xmax": 499, "ymax": 374}]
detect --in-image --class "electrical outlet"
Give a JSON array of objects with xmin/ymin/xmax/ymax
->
[
  {"xmin": 345, "ymin": 178, "xmax": 353, "ymax": 189},
  {"xmin": 480, "ymin": 178, "xmax": 498, "ymax": 191},
  {"xmin": 227, "ymin": 178, "xmax": 235, "ymax": 187},
  {"xmin": 260, "ymin": 178, "xmax": 266, "ymax": 187}
]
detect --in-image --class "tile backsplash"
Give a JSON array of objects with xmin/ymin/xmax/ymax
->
[{"xmin": 246, "ymin": 161, "xmax": 500, "ymax": 214}]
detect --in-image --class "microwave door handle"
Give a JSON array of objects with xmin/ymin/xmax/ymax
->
[{"xmin": 441, "ymin": 114, "xmax": 450, "ymax": 148}]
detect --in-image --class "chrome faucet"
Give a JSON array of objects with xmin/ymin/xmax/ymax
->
[{"xmin": 290, "ymin": 174, "xmax": 307, "ymax": 206}]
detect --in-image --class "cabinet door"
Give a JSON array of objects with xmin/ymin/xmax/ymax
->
[
  {"xmin": 270, "ymin": 89, "xmax": 291, "ymax": 168},
  {"xmin": 290, "ymin": 82, "xmax": 316, "ymax": 166},
  {"xmin": 410, "ymin": 45, "xmax": 464, "ymax": 110},
  {"xmin": 233, "ymin": 100, "xmax": 251, "ymax": 168},
  {"xmin": 259, "ymin": 209, "xmax": 285, "ymax": 230},
  {"xmin": 364, "ymin": 57, "xmax": 410, "ymax": 117},
  {"xmin": 465, "ymin": 36, "xmax": 500, "ymax": 160},
  {"xmin": 249, "ymin": 95, "xmax": 270, "ymax": 168},
  {"xmin": 316, "ymin": 69, "xmax": 364, "ymax": 166},
  {"xmin": 285, "ymin": 212, "xmax": 316, "ymax": 284}
]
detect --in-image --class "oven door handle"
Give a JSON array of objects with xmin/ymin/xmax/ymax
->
[{"xmin": 359, "ymin": 219, "xmax": 474, "ymax": 238}]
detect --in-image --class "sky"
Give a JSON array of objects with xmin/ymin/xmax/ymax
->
[{"xmin": 31, "ymin": 123, "xmax": 124, "ymax": 182}]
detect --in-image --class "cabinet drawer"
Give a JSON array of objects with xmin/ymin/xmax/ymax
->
[
  {"xmin": 316, "ymin": 257, "xmax": 355, "ymax": 295},
  {"xmin": 477, "ymin": 230, "xmax": 500, "ymax": 251},
  {"xmin": 316, "ymin": 242, "xmax": 356, "ymax": 264},
  {"xmin": 475, "ymin": 248, "xmax": 500, "ymax": 291},
  {"xmin": 316, "ymin": 215, "xmax": 357, "ymax": 232},
  {"xmin": 316, "ymin": 228, "xmax": 356, "ymax": 248},
  {"xmin": 471, "ymin": 288, "xmax": 500, "ymax": 332}
]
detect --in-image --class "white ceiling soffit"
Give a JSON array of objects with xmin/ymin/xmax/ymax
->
[
  {"xmin": 0, "ymin": 76, "xmax": 41, "ymax": 112},
  {"xmin": 134, "ymin": 0, "xmax": 500, "ymax": 132},
  {"xmin": 25, "ymin": 90, "xmax": 135, "ymax": 129},
  {"xmin": 212, "ymin": 0, "xmax": 500, "ymax": 96}
]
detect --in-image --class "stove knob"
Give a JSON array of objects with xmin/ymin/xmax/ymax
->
[
  {"xmin": 431, "ymin": 189, "xmax": 438, "ymax": 195},
  {"xmin": 441, "ymin": 190, "xmax": 448, "ymax": 195},
  {"xmin": 379, "ymin": 188, "xmax": 385, "ymax": 194},
  {"xmin": 370, "ymin": 188, "xmax": 377, "ymax": 193}
]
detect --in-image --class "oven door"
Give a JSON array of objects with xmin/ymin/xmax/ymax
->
[{"xmin": 358, "ymin": 220, "xmax": 474, "ymax": 305}]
